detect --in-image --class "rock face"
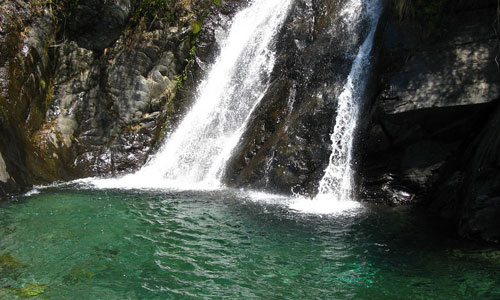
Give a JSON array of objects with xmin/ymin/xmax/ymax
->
[
  {"xmin": 224, "ymin": 0, "xmax": 384, "ymax": 195},
  {"xmin": 0, "ymin": 0, "xmax": 230, "ymax": 195},
  {"xmin": 45, "ymin": 24, "xmax": 190, "ymax": 177},
  {"xmin": 65, "ymin": 0, "xmax": 134, "ymax": 52},
  {"xmin": 0, "ymin": 1, "xmax": 57, "ymax": 194},
  {"xmin": 360, "ymin": 2, "xmax": 500, "ymax": 241},
  {"xmin": 39, "ymin": 0, "xmax": 204, "ymax": 178}
]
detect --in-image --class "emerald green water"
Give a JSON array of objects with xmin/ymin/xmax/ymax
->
[{"xmin": 0, "ymin": 188, "xmax": 499, "ymax": 299}]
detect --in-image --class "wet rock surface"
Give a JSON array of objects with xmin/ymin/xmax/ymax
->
[{"xmin": 224, "ymin": 0, "xmax": 382, "ymax": 195}]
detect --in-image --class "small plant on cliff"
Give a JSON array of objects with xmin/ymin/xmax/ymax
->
[{"xmin": 175, "ymin": 45, "xmax": 196, "ymax": 90}]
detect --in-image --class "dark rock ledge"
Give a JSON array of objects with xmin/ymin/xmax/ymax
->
[{"xmin": 360, "ymin": 4, "xmax": 500, "ymax": 242}]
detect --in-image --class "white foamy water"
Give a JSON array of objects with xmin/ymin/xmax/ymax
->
[
  {"xmin": 244, "ymin": 190, "xmax": 360, "ymax": 215},
  {"xmin": 289, "ymin": 195, "xmax": 361, "ymax": 214},
  {"xmin": 88, "ymin": 0, "xmax": 293, "ymax": 190}
]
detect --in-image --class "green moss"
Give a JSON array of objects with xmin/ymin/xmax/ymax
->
[
  {"xmin": 45, "ymin": 80, "xmax": 54, "ymax": 109},
  {"xmin": 450, "ymin": 249, "xmax": 500, "ymax": 266},
  {"xmin": 13, "ymin": 283, "xmax": 48, "ymax": 298},
  {"xmin": 213, "ymin": 0, "xmax": 221, "ymax": 6}
]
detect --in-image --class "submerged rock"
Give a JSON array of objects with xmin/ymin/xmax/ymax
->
[{"xmin": 0, "ymin": 253, "xmax": 24, "ymax": 270}]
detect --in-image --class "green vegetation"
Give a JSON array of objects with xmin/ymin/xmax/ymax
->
[
  {"xmin": 131, "ymin": 0, "xmax": 224, "ymax": 29},
  {"xmin": 30, "ymin": 0, "xmax": 81, "ymax": 24},
  {"xmin": 175, "ymin": 45, "xmax": 196, "ymax": 90},
  {"xmin": 132, "ymin": 0, "xmax": 175, "ymax": 24},
  {"xmin": 191, "ymin": 20, "xmax": 202, "ymax": 34}
]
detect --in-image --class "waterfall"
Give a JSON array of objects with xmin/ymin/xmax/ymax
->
[
  {"xmin": 89, "ymin": 0, "xmax": 293, "ymax": 190},
  {"xmin": 317, "ymin": 0, "xmax": 381, "ymax": 201},
  {"xmin": 290, "ymin": 0, "xmax": 381, "ymax": 213},
  {"xmin": 84, "ymin": 0, "xmax": 381, "ymax": 214}
]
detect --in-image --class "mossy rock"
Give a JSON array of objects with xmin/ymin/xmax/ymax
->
[{"xmin": 0, "ymin": 253, "xmax": 25, "ymax": 280}]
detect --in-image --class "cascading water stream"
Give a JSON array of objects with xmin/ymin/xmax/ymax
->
[
  {"xmin": 82, "ymin": 0, "xmax": 381, "ymax": 216},
  {"xmin": 290, "ymin": 0, "xmax": 382, "ymax": 214},
  {"xmin": 89, "ymin": 0, "xmax": 293, "ymax": 190}
]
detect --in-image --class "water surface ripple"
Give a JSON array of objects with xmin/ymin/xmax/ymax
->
[{"xmin": 0, "ymin": 189, "xmax": 499, "ymax": 299}]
